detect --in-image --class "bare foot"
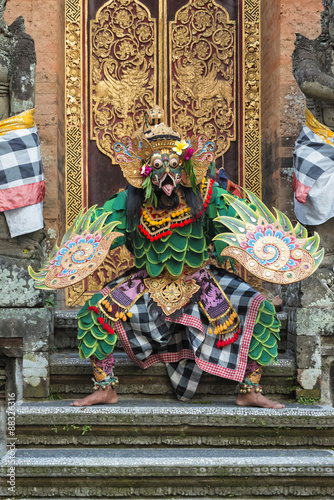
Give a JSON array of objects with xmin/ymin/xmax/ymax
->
[
  {"xmin": 236, "ymin": 389, "xmax": 285, "ymax": 409},
  {"xmin": 70, "ymin": 386, "xmax": 118, "ymax": 407}
]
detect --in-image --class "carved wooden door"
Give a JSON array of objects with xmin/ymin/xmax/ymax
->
[
  {"xmin": 88, "ymin": 0, "xmax": 243, "ymax": 205},
  {"xmin": 64, "ymin": 0, "xmax": 261, "ymax": 305}
]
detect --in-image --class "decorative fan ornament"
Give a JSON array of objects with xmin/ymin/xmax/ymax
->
[
  {"xmin": 113, "ymin": 136, "xmax": 153, "ymax": 189},
  {"xmin": 181, "ymin": 134, "xmax": 215, "ymax": 187},
  {"xmin": 29, "ymin": 206, "xmax": 122, "ymax": 289},
  {"xmin": 214, "ymin": 191, "xmax": 324, "ymax": 284}
]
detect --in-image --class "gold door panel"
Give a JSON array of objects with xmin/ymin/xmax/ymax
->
[
  {"xmin": 90, "ymin": 1, "xmax": 157, "ymax": 162},
  {"xmin": 170, "ymin": 0, "xmax": 236, "ymax": 158}
]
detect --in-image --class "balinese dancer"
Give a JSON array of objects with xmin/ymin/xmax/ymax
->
[{"xmin": 30, "ymin": 107, "xmax": 323, "ymax": 409}]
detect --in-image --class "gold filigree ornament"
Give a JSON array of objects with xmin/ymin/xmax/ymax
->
[
  {"xmin": 184, "ymin": 134, "xmax": 215, "ymax": 186},
  {"xmin": 90, "ymin": 0, "xmax": 156, "ymax": 162},
  {"xmin": 29, "ymin": 206, "xmax": 123, "ymax": 290},
  {"xmin": 170, "ymin": 0, "xmax": 236, "ymax": 159},
  {"xmin": 214, "ymin": 191, "xmax": 324, "ymax": 284},
  {"xmin": 144, "ymin": 274, "xmax": 200, "ymax": 316},
  {"xmin": 113, "ymin": 135, "xmax": 153, "ymax": 188}
]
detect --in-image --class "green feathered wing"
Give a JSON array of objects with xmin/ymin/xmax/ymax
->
[
  {"xmin": 28, "ymin": 193, "xmax": 128, "ymax": 290},
  {"xmin": 75, "ymin": 191, "xmax": 130, "ymax": 359},
  {"xmin": 76, "ymin": 294, "xmax": 118, "ymax": 360}
]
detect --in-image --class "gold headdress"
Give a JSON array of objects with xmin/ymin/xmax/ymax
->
[{"xmin": 113, "ymin": 106, "xmax": 215, "ymax": 188}]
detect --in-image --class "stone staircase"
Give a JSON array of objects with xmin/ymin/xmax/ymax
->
[
  {"xmin": 1, "ymin": 392, "xmax": 334, "ymax": 498},
  {"xmin": 1, "ymin": 320, "xmax": 334, "ymax": 498},
  {"xmin": 49, "ymin": 350, "xmax": 295, "ymax": 400}
]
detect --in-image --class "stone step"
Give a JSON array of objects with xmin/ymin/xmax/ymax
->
[
  {"xmin": 50, "ymin": 350, "xmax": 296, "ymax": 399},
  {"xmin": 1, "ymin": 448, "xmax": 333, "ymax": 498},
  {"xmin": 12, "ymin": 399, "xmax": 334, "ymax": 448}
]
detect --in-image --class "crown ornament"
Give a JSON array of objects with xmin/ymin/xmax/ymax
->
[{"xmin": 113, "ymin": 106, "xmax": 215, "ymax": 189}]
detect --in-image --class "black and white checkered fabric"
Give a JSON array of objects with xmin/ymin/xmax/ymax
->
[
  {"xmin": 0, "ymin": 125, "xmax": 43, "ymax": 190},
  {"xmin": 293, "ymin": 125, "xmax": 334, "ymax": 189},
  {"xmin": 293, "ymin": 125, "xmax": 334, "ymax": 224},
  {"xmin": 113, "ymin": 269, "xmax": 263, "ymax": 400}
]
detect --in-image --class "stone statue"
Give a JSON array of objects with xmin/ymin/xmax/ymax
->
[
  {"xmin": 293, "ymin": 0, "xmax": 334, "ymax": 131},
  {"xmin": 0, "ymin": 0, "xmax": 44, "ymax": 262}
]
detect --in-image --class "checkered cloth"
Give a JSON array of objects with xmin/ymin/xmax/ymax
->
[
  {"xmin": 108, "ymin": 269, "xmax": 265, "ymax": 400},
  {"xmin": 0, "ymin": 125, "xmax": 44, "ymax": 211},
  {"xmin": 293, "ymin": 125, "xmax": 334, "ymax": 225}
]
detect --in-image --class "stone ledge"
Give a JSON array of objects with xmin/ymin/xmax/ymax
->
[
  {"xmin": 50, "ymin": 351, "xmax": 295, "ymax": 377},
  {"xmin": 0, "ymin": 258, "xmax": 43, "ymax": 308},
  {"xmin": 55, "ymin": 310, "xmax": 78, "ymax": 329},
  {"xmin": 49, "ymin": 351, "xmax": 296, "ymax": 398},
  {"xmin": 0, "ymin": 308, "xmax": 53, "ymax": 352},
  {"xmin": 1, "ymin": 447, "xmax": 333, "ymax": 476},
  {"xmin": 2, "ymin": 481, "xmax": 333, "ymax": 499},
  {"xmin": 13, "ymin": 399, "xmax": 334, "ymax": 426}
]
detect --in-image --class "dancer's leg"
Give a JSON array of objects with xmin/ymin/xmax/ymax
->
[{"xmin": 71, "ymin": 353, "xmax": 118, "ymax": 406}]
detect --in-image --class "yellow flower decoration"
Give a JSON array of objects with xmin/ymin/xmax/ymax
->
[{"xmin": 172, "ymin": 139, "xmax": 188, "ymax": 155}]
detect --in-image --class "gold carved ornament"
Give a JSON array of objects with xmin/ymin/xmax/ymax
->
[
  {"xmin": 65, "ymin": 8, "xmax": 83, "ymax": 228},
  {"xmin": 64, "ymin": 0, "xmax": 263, "ymax": 305},
  {"xmin": 66, "ymin": 245, "xmax": 135, "ymax": 307},
  {"xmin": 87, "ymin": 245, "xmax": 134, "ymax": 291},
  {"xmin": 144, "ymin": 274, "xmax": 200, "ymax": 316},
  {"xmin": 170, "ymin": 0, "xmax": 236, "ymax": 159},
  {"xmin": 90, "ymin": 0, "xmax": 157, "ymax": 161},
  {"xmin": 242, "ymin": 0, "xmax": 261, "ymax": 197}
]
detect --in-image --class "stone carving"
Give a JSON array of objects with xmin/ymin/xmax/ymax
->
[
  {"xmin": 293, "ymin": 1, "xmax": 334, "ymax": 126},
  {"xmin": 0, "ymin": 0, "xmax": 43, "ymax": 262},
  {"xmin": 292, "ymin": 0, "xmax": 334, "ymax": 230}
]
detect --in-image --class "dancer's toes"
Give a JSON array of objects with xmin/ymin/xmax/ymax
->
[
  {"xmin": 70, "ymin": 387, "xmax": 118, "ymax": 406},
  {"xmin": 236, "ymin": 390, "xmax": 285, "ymax": 409}
]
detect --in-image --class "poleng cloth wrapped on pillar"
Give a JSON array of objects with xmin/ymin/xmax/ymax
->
[
  {"xmin": 0, "ymin": 109, "xmax": 45, "ymax": 237},
  {"xmin": 293, "ymin": 108, "xmax": 334, "ymax": 225}
]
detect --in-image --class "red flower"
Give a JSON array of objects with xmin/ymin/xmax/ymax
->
[{"xmin": 184, "ymin": 148, "xmax": 194, "ymax": 161}]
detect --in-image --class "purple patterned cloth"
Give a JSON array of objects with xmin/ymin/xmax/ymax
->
[
  {"xmin": 90, "ymin": 354, "xmax": 114, "ymax": 380},
  {"xmin": 110, "ymin": 267, "xmax": 232, "ymax": 320}
]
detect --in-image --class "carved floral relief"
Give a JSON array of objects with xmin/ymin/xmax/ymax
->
[
  {"xmin": 90, "ymin": 0, "xmax": 156, "ymax": 161},
  {"xmin": 170, "ymin": 0, "xmax": 236, "ymax": 158}
]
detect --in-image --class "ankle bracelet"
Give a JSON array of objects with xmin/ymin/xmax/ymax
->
[
  {"xmin": 239, "ymin": 379, "xmax": 262, "ymax": 395},
  {"xmin": 93, "ymin": 375, "xmax": 119, "ymax": 391}
]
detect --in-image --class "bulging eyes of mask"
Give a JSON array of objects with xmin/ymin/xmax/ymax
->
[
  {"xmin": 150, "ymin": 153, "xmax": 180, "ymax": 169},
  {"xmin": 149, "ymin": 152, "xmax": 183, "ymax": 196}
]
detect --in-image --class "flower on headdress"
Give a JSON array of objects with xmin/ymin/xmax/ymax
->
[
  {"xmin": 173, "ymin": 139, "xmax": 188, "ymax": 155},
  {"xmin": 184, "ymin": 148, "xmax": 194, "ymax": 161},
  {"xmin": 140, "ymin": 164, "xmax": 152, "ymax": 177}
]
